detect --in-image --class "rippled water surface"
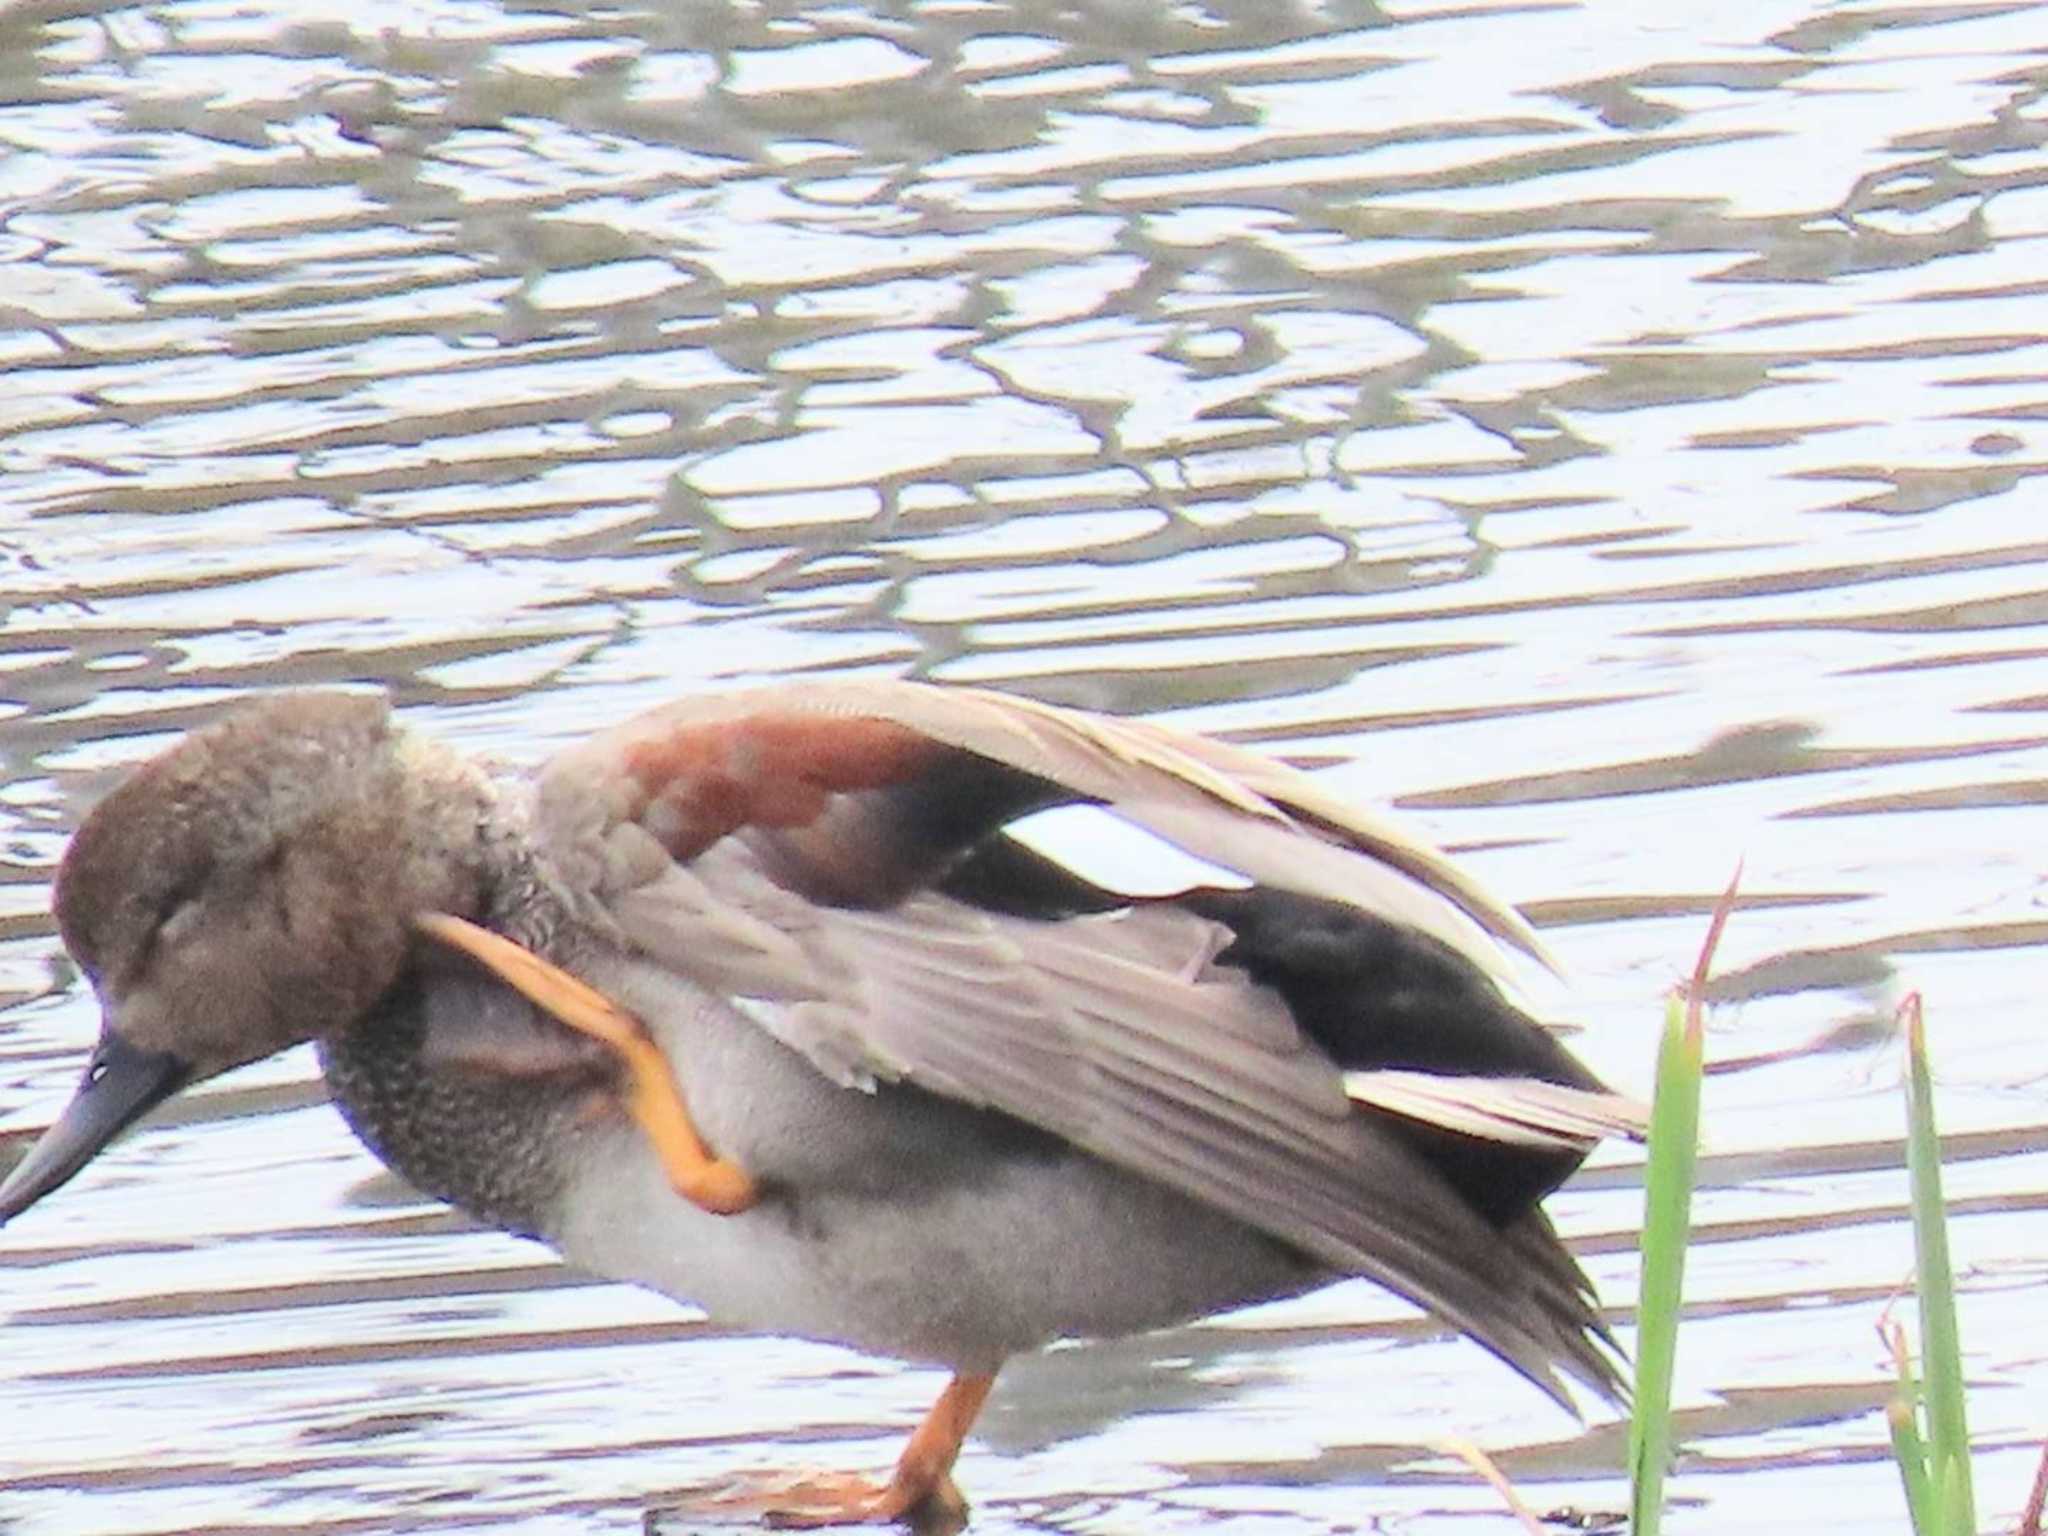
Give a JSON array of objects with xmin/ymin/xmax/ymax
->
[{"xmin": 4, "ymin": 0, "xmax": 2048, "ymax": 1531}]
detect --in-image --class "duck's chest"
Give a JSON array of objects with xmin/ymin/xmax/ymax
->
[{"xmin": 317, "ymin": 960, "xmax": 612, "ymax": 1241}]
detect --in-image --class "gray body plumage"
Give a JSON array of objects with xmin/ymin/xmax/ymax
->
[
  {"xmin": 319, "ymin": 782, "xmax": 1325, "ymax": 1369},
  {"xmin": 311, "ymin": 735, "xmax": 1618, "ymax": 1389}
]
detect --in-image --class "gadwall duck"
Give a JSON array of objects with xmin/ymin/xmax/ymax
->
[{"xmin": 0, "ymin": 684, "xmax": 1641, "ymax": 1528}]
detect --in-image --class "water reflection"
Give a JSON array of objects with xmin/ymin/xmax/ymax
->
[{"xmin": 5, "ymin": 0, "xmax": 2048, "ymax": 1531}]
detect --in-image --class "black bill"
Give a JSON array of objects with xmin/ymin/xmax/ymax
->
[{"xmin": 0, "ymin": 1032, "xmax": 188, "ymax": 1224}]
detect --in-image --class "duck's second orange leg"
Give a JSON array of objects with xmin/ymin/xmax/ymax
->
[
  {"xmin": 681, "ymin": 1372, "xmax": 997, "ymax": 1533},
  {"xmin": 414, "ymin": 911, "xmax": 758, "ymax": 1216}
]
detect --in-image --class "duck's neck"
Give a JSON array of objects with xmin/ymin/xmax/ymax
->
[{"xmin": 319, "ymin": 774, "xmax": 617, "ymax": 1241}]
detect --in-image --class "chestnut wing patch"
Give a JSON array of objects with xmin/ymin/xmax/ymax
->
[{"xmin": 612, "ymin": 712, "xmax": 1076, "ymax": 910}]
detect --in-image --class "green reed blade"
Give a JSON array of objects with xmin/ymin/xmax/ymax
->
[
  {"xmin": 1629, "ymin": 866, "xmax": 1732, "ymax": 1536},
  {"xmin": 1902, "ymin": 995, "xmax": 1974, "ymax": 1536},
  {"xmin": 1627, "ymin": 992, "xmax": 1701, "ymax": 1536},
  {"xmin": 1886, "ymin": 1345, "xmax": 1934, "ymax": 1536}
]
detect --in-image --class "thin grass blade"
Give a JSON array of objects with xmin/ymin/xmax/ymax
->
[
  {"xmin": 2018, "ymin": 1436, "xmax": 2048, "ymax": 1536},
  {"xmin": 1628, "ymin": 866, "xmax": 1733, "ymax": 1534},
  {"xmin": 1628, "ymin": 995, "xmax": 1700, "ymax": 1536},
  {"xmin": 1883, "ymin": 1318, "xmax": 1935, "ymax": 1536},
  {"xmin": 1887, "ymin": 1398, "xmax": 1934, "ymax": 1536},
  {"xmin": 1902, "ymin": 994, "xmax": 1975, "ymax": 1536}
]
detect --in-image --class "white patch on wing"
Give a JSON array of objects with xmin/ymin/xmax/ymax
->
[
  {"xmin": 1004, "ymin": 803, "xmax": 1253, "ymax": 897},
  {"xmin": 1342, "ymin": 1071, "xmax": 1651, "ymax": 1146}
]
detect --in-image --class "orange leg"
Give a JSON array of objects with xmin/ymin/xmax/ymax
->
[
  {"xmin": 414, "ymin": 911, "xmax": 758, "ymax": 1216},
  {"xmin": 694, "ymin": 1372, "xmax": 997, "ymax": 1532}
]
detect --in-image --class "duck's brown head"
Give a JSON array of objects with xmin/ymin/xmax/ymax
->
[{"xmin": 1, "ymin": 691, "xmax": 490, "ymax": 1224}]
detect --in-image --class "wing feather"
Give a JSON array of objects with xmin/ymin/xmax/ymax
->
[
  {"xmin": 542, "ymin": 679, "xmax": 1548, "ymax": 981},
  {"xmin": 1345, "ymin": 1072, "xmax": 1652, "ymax": 1148}
]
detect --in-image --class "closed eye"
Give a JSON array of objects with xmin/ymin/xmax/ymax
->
[{"xmin": 135, "ymin": 852, "xmax": 235, "ymax": 980}]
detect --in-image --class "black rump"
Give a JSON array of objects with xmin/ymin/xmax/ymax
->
[{"xmin": 1187, "ymin": 885, "xmax": 1605, "ymax": 1224}]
